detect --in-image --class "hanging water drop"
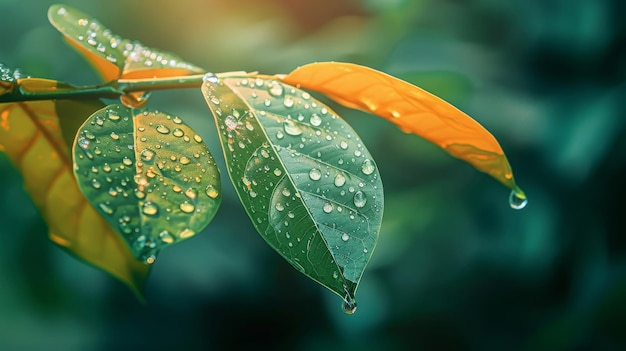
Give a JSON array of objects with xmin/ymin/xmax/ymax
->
[
  {"xmin": 509, "ymin": 190, "xmax": 528, "ymax": 210},
  {"xmin": 342, "ymin": 295, "xmax": 357, "ymax": 315}
]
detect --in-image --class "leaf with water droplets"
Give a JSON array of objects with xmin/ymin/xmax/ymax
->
[
  {"xmin": 202, "ymin": 75, "xmax": 384, "ymax": 311},
  {"xmin": 72, "ymin": 104, "xmax": 221, "ymax": 263},
  {"xmin": 280, "ymin": 62, "xmax": 526, "ymax": 199},
  {"xmin": 47, "ymin": 5, "xmax": 204, "ymax": 83},
  {"xmin": 0, "ymin": 99, "xmax": 149, "ymax": 295}
]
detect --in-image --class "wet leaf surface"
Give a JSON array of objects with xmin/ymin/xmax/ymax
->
[
  {"xmin": 73, "ymin": 104, "xmax": 221, "ymax": 263},
  {"xmin": 202, "ymin": 74, "xmax": 384, "ymax": 312}
]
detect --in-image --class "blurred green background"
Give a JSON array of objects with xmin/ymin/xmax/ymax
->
[{"xmin": 1, "ymin": 0, "xmax": 625, "ymax": 350}]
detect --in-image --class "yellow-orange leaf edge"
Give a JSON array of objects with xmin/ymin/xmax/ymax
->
[{"xmin": 279, "ymin": 62, "xmax": 524, "ymax": 197}]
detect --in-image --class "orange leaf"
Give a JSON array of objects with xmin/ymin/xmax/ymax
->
[
  {"xmin": 279, "ymin": 62, "xmax": 524, "ymax": 196},
  {"xmin": 0, "ymin": 100, "xmax": 149, "ymax": 295}
]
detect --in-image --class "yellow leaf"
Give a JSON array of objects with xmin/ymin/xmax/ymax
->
[
  {"xmin": 0, "ymin": 100, "xmax": 149, "ymax": 295},
  {"xmin": 279, "ymin": 62, "xmax": 524, "ymax": 196}
]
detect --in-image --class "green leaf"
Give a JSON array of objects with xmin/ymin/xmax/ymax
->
[
  {"xmin": 0, "ymin": 100, "xmax": 149, "ymax": 295},
  {"xmin": 48, "ymin": 4, "xmax": 204, "ymax": 83},
  {"xmin": 202, "ymin": 74, "xmax": 384, "ymax": 312},
  {"xmin": 72, "ymin": 104, "xmax": 221, "ymax": 263}
]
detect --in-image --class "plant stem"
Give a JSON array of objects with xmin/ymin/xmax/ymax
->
[{"xmin": 0, "ymin": 74, "xmax": 208, "ymax": 103}]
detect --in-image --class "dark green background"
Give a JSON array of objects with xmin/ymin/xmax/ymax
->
[{"xmin": 1, "ymin": 0, "xmax": 625, "ymax": 349}]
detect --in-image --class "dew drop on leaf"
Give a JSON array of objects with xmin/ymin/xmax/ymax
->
[
  {"xmin": 310, "ymin": 113, "xmax": 322, "ymax": 126},
  {"xmin": 172, "ymin": 128, "xmax": 184, "ymax": 137},
  {"xmin": 334, "ymin": 174, "xmax": 346, "ymax": 187},
  {"xmin": 159, "ymin": 230, "xmax": 174, "ymax": 244},
  {"xmin": 283, "ymin": 120, "xmax": 302, "ymax": 136},
  {"xmin": 353, "ymin": 191, "xmax": 367, "ymax": 208},
  {"xmin": 156, "ymin": 124, "xmax": 170, "ymax": 134},
  {"xmin": 205, "ymin": 185, "xmax": 219, "ymax": 199},
  {"xmin": 268, "ymin": 81, "xmax": 283, "ymax": 96},
  {"xmin": 180, "ymin": 202, "xmax": 195, "ymax": 213},
  {"xmin": 77, "ymin": 137, "xmax": 90, "ymax": 149},
  {"xmin": 323, "ymin": 203, "xmax": 333, "ymax": 213},
  {"xmin": 361, "ymin": 159, "xmax": 375, "ymax": 175},
  {"xmin": 202, "ymin": 72, "xmax": 219, "ymax": 83},
  {"xmin": 142, "ymin": 202, "xmax": 158, "ymax": 215},
  {"xmin": 309, "ymin": 168, "xmax": 321, "ymax": 181},
  {"xmin": 225, "ymin": 115, "xmax": 238, "ymax": 131}
]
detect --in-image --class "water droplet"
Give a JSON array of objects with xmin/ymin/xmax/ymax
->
[
  {"xmin": 203, "ymin": 72, "xmax": 219, "ymax": 83},
  {"xmin": 341, "ymin": 233, "xmax": 349, "ymax": 241},
  {"xmin": 99, "ymin": 203, "xmax": 114, "ymax": 215},
  {"xmin": 268, "ymin": 81, "xmax": 283, "ymax": 96},
  {"xmin": 122, "ymin": 157, "xmax": 133, "ymax": 166},
  {"xmin": 156, "ymin": 124, "xmax": 170, "ymax": 134},
  {"xmin": 179, "ymin": 156, "xmax": 190, "ymax": 165},
  {"xmin": 283, "ymin": 120, "xmax": 302, "ymax": 136},
  {"xmin": 172, "ymin": 128, "xmax": 184, "ymax": 137},
  {"xmin": 281, "ymin": 188, "xmax": 291, "ymax": 197},
  {"xmin": 142, "ymin": 202, "xmax": 158, "ymax": 215},
  {"xmin": 194, "ymin": 134, "xmax": 203, "ymax": 143},
  {"xmin": 102, "ymin": 163, "xmax": 112, "ymax": 172},
  {"xmin": 275, "ymin": 203, "xmax": 285, "ymax": 211},
  {"xmin": 310, "ymin": 113, "xmax": 322, "ymax": 126},
  {"xmin": 57, "ymin": 7, "xmax": 67, "ymax": 15},
  {"xmin": 108, "ymin": 188, "xmax": 118, "ymax": 197},
  {"xmin": 283, "ymin": 97, "xmax": 294, "ymax": 108},
  {"xmin": 276, "ymin": 130, "xmax": 284, "ymax": 139},
  {"xmin": 334, "ymin": 174, "xmax": 346, "ymax": 187},
  {"xmin": 323, "ymin": 203, "xmax": 334, "ymax": 213},
  {"xmin": 78, "ymin": 18, "xmax": 88, "ymax": 26},
  {"xmin": 185, "ymin": 188, "xmax": 197, "ymax": 199},
  {"xmin": 302, "ymin": 92, "xmax": 311, "ymax": 100},
  {"xmin": 273, "ymin": 169, "xmax": 282, "ymax": 177},
  {"xmin": 309, "ymin": 168, "xmax": 321, "ymax": 181},
  {"xmin": 173, "ymin": 116, "xmax": 182, "ymax": 124},
  {"xmin": 77, "ymin": 137, "xmax": 90, "ymax": 149},
  {"xmin": 339, "ymin": 141, "xmax": 348, "ymax": 150},
  {"xmin": 342, "ymin": 295, "xmax": 357, "ymax": 315},
  {"xmin": 333, "ymin": 271, "xmax": 339, "ymax": 279},
  {"xmin": 361, "ymin": 159, "xmax": 375, "ymax": 175},
  {"xmin": 140, "ymin": 148, "xmax": 155, "ymax": 163},
  {"xmin": 205, "ymin": 185, "xmax": 219, "ymax": 199},
  {"xmin": 180, "ymin": 202, "xmax": 195, "ymax": 213},
  {"xmin": 225, "ymin": 115, "xmax": 238, "ymax": 131},
  {"xmin": 180, "ymin": 228, "xmax": 195, "ymax": 238},
  {"xmin": 159, "ymin": 230, "xmax": 175, "ymax": 244},
  {"xmin": 249, "ymin": 190, "xmax": 257, "ymax": 198},
  {"xmin": 145, "ymin": 255, "xmax": 156, "ymax": 264},
  {"xmin": 353, "ymin": 191, "xmax": 367, "ymax": 208},
  {"xmin": 92, "ymin": 179, "xmax": 101, "ymax": 189},
  {"xmin": 108, "ymin": 113, "xmax": 120, "ymax": 121},
  {"xmin": 509, "ymin": 190, "xmax": 528, "ymax": 210},
  {"xmin": 133, "ymin": 235, "xmax": 146, "ymax": 251}
]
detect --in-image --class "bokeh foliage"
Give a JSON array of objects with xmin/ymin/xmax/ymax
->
[{"xmin": 1, "ymin": 0, "xmax": 625, "ymax": 350}]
